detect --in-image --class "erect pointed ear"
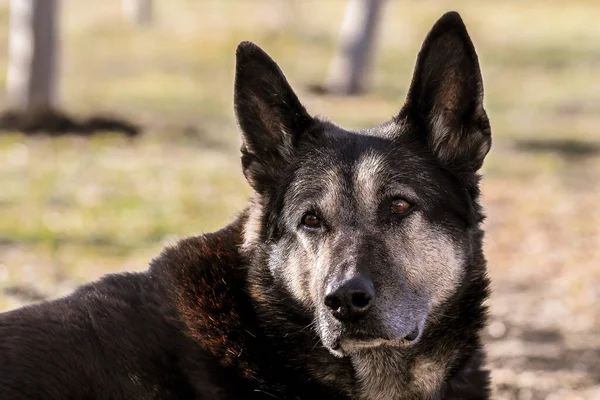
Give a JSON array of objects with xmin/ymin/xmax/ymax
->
[
  {"xmin": 234, "ymin": 41, "xmax": 314, "ymax": 191},
  {"xmin": 400, "ymin": 12, "xmax": 491, "ymax": 172}
]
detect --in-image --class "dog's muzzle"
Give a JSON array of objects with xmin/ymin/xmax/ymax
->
[{"xmin": 319, "ymin": 274, "xmax": 427, "ymax": 356}]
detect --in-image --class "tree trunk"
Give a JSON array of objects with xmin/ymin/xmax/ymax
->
[
  {"xmin": 326, "ymin": 0, "xmax": 386, "ymax": 95},
  {"xmin": 123, "ymin": 0, "xmax": 153, "ymax": 25},
  {"xmin": 6, "ymin": 0, "xmax": 60, "ymax": 109}
]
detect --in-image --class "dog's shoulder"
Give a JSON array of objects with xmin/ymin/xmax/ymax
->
[
  {"xmin": 150, "ymin": 213, "xmax": 264, "ymax": 379},
  {"xmin": 0, "ymin": 216, "xmax": 251, "ymax": 399},
  {"xmin": 150, "ymin": 213, "xmax": 247, "ymax": 293},
  {"xmin": 150, "ymin": 213, "xmax": 251, "ymax": 344}
]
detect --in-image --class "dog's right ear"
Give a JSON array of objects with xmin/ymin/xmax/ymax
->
[{"xmin": 234, "ymin": 42, "xmax": 314, "ymax": 192}]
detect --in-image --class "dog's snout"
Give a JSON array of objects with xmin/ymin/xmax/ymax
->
[{"xmin": 324, "ymin": 275, "xmax": 375, "ymax": 321}]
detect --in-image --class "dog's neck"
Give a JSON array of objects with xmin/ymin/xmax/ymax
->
[
  {"xmin": 348, "ymin": 348, "xmax": 446, "ymax": 400},
  {"xmin": 349, "ymin": 344, "xmax": 489, "ymax": 400}
]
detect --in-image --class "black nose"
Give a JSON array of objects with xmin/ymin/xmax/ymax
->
[{"xmin": 324, "ymin": 275, "xmax": 375, "ymax": 321}]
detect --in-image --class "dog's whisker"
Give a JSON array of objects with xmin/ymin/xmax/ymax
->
[{"xmin": 299, "ymin": 320, "xmax": 317, "ymax": 333}]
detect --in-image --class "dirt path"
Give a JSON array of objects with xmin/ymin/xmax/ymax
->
[
  {"xmin": 488, "ymin": 276, "xmax": 600, "ymax": 399},
  {"xmin": 484, "ymin": 174, "xmax": 600, "ymax": 399}
]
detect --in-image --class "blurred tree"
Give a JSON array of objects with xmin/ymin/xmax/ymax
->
[
  {"xmin": 1, "ymin": 0, "xmax": 140, "ymax": 136},
  {"xmin": 6, "ymin": 0, "xmax": 60, "ymax": 109},
  {"xmin": 123, "ymin": 0, "xmax": 153, "ymax": 25},
  {"xmin": 325, "ymin": 0, "xmax": 386, "ymax": 95}
]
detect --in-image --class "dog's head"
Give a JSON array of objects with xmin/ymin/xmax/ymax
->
[{"xmin": 236, "ymin": 12, "xmax": 490, "ymax": 357}]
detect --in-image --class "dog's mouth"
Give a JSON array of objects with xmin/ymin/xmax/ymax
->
[{"xmin": 325, "ymin": 320, "xmax": 425, "ymax": 357}]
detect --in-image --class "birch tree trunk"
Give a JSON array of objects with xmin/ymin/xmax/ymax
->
[
  {"xmin": 6, "ymin": 0, "xmax": 60, "ymax": 109},
  {"xmin": 326, "ymin": 0, "xmax": 386, "ymax": 95},
  {"xmin": 123, "ymin": 0, "xmax": 153, "ymax": 25}
]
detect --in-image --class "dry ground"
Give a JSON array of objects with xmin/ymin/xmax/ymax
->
[{"xmin": 0, "ymin": 1, "xmax": 599, "ymax": 398}]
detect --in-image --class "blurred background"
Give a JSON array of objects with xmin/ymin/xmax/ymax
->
[{"xmin": 0, "ymin": 0, "xmax": 599, "ymax": 398}]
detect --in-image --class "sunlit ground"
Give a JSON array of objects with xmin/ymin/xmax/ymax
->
[{"xmin": 0, "ymin": 1, "xmax": 599, "ymax": 398}]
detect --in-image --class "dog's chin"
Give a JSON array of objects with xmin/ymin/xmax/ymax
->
[
  {"xmin": 319, "ymin": 317, "xmax": 426, "ymax": 357},
  {"xmin": 321, "ymin": 330, "xmax": 424, "ymax": 358},
  {"xmin": 339, "ymin": 335, "xmax": 420, "ymax": 354},
  {"xmin": 322, "ymin": 335, "xmax": 419, "ymax": 357}
]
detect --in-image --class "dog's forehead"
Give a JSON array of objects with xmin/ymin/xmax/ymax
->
[
  {"xmin": 299, "ymin": 120, "xmax": 413, "ymax": 175},
  {"xmin": 289, "ymin": 122, "xmax": 430, "ymax": 205},
  {"xmin": 299, "ymin": 133, "xmax": 391, "ymax": 183},
  {"xmin": 317, "ymin": 120, "xmax": 401, "ymax": 145}
]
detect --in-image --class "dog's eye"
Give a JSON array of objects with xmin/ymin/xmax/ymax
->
[
  {"xmin": 390, "ymin": 198, "xmax": 412, "ymax": 214},
  {"xmin": 301, "ymin": 213, "xmax": 321, "ymax": 229}
]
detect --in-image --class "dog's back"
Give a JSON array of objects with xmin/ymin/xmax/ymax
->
[{"xmin": 0, "ymin": 272, "xmax": 195, "ymax": 398}]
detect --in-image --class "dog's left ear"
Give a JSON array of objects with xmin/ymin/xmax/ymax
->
[
  {"xmin": 234, "ymin": 42, "xmax": 314, "ymax": 191},
  {"xmin": 400, "ymin": 12, "xmax": 491, "ymax": 172}
]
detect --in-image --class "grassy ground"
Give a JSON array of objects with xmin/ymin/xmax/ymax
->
[{"xmin": 1, "ymin": 0, "xmax": 599, "ymax": 398}]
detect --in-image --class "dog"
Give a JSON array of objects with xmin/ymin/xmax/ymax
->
[{"xmin": 0, "ymin": 11, "xmax": 491, "ymax": 400}]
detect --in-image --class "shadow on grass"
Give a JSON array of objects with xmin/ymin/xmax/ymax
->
[
  {"xmin": 0, "ymin": 233, "xmax": 162, "ymax": 257},
  {"xmin": 515, "ymin": 139, "xmax": 600, "ymax": 160},
  {"xmin": 2, "ymin": 285, "xmax": 47, "ymax": 303},
  {"xmin": 0, "ymin": 107, "xmax": 140, "ymax": 137},
  {"xmin": 487, "ymin": 321, "xmax": 600, "ymax": 397}
]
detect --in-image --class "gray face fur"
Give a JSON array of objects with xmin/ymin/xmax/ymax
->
[
  {"xmin": 234, "ymin": 11, "xmax": 490, "ymax": 363},
  {"xmin": 245, "ymin": 122, "xmax": 472, "ymax": 357}
]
